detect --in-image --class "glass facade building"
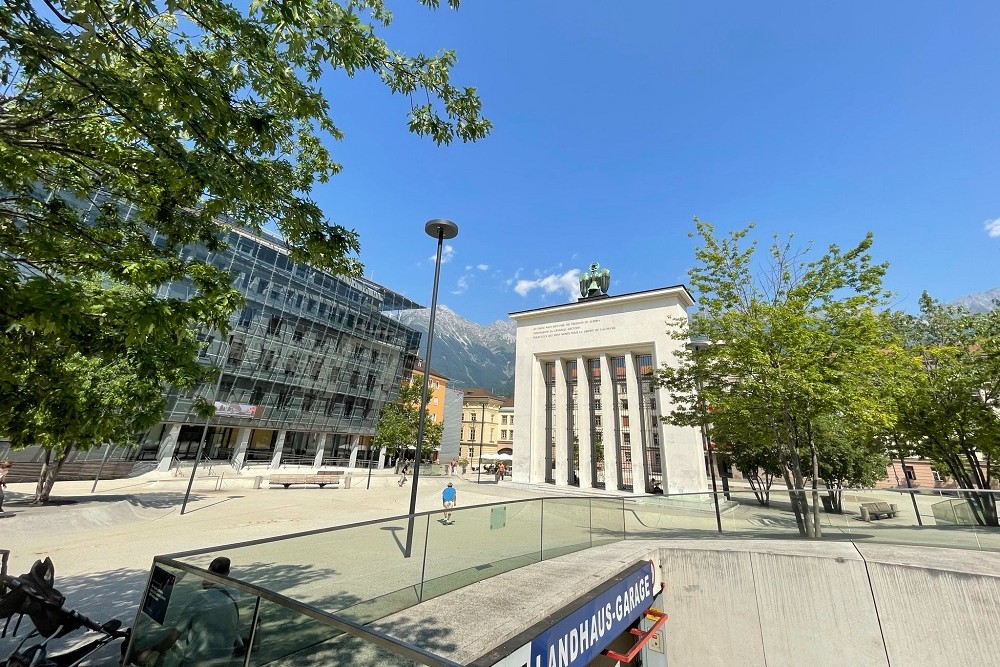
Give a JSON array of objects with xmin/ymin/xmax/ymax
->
[{"xmin": 138, "ymin": 225, "xmax": 424, "ymax": 469}]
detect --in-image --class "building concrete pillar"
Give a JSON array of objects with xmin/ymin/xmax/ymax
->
[
  {"xmin": 553, "ymin": 357, "xmax": 571, "ymax": 486},
  {"xmin": 527, "ymin": 358, "xmax": 548, "ymax": 484},
  {"xmin": 624, "ymin": 351, "xmax": 648, "ymax": 494},
  {"xmin": 577, "ymin": 354, "xmax": 593, "ymax": 489},
  {"xmin": 313, "ymin": 433, "xmax": 327, "ymax": 468},
  {"xmin": 270, "ymin": 430, "xmax": 287, "ymax": 469},
  {"xmin": 231, "ymin": 428, "xmax": 252, "ymax": 471},
  {"xmin": 348, "ymin": 435, "xmax": 360, "ymax": 468},
  {"xmin": 600, "ymin": 354, "xmax": 620, "ymax": 491},
  {"xmin": 378, "ymin": 446, "xmax": 387, "ymax": 469},
  {"xmin": 155, "ymin": 424, "xmax": 182, "ymax": 472}
]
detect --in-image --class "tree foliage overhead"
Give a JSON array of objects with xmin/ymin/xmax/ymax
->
[
  {"xmin": 653, "ymin": 220, "xmax": 895, "ymax": 536},
  {"xmin": 0, "ymin": 0, "xmax": 490, "ymax": 501}
]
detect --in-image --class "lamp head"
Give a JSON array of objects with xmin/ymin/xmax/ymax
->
[{"xmin": 425, "ymin": 219, "xmax": 459, "ymax": 240}]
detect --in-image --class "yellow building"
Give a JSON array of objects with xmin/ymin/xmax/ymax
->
[
  {"xmin": 497, "ymin": 399, "xmax": 514, "ymax": 455},
  {"xmin": 460, "ymin": 388, "xmax": 507, "ymax": 469},
  {"xmin": 408, "ymin": 358, "xmax": 449, "ymax": 427}
]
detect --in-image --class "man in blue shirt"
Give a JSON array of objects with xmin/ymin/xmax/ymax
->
[{"xmin": 442, "ymin": 482, "xmax": 457, "ymax": 525}]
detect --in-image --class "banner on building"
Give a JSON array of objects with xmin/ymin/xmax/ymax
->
[{"xmin": 214, "ymin": 401, "xmax": 261, "ymax": 418}]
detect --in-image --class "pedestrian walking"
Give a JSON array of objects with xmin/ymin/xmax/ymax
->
[
  {"xmin": 398, "ymin": 460, "xmax": 410, "ymax": 486},
  {"xmin": 0, "ymin": 460, "xmax": 11, "ymax": 514},
  {"xmin": 450, "ymin": 459, "xmax": 456, "ymax": 476},
  {"xmin": 498, "ymin": 462, "xmax": 506, "ymax": 481},
  {"xmin": 441, "ymin": 482, "xmax": 457, "ymax": 524}
]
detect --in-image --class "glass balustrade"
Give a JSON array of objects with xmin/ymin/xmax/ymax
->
[{"xmin": 123, "ymin": 488, "xmax": 999, "ymax": 665}]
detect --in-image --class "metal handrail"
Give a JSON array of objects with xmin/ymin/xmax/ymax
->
[
  {"xmin": 136, "ymin": 486, "xmax": 999, "ymax": 665},
  {"xmin": 161, "ymin": 485, "xmax": 1000, "ymax": 562},
  {"xmin": 138, "ymin": 557, "xmax": 463, "ymax": 667}
]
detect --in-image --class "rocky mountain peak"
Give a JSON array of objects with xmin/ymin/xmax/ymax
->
[{"xmin": 393, "ymin": 307, "xmax": 515, "ymax": 396}]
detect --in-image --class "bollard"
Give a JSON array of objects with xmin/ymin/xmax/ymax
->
[{"xmin": 253, "ymin": 475, "xmax": 263, "ymax": 489}]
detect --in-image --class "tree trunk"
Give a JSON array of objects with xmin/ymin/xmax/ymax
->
[
  {"xmin": 747, "ymin": 470, "xmax": 774, "ymax": 506},
  {"xmin": 34, "ymin": 447, "xmax": 73, "ymax": 504},
  {"xmin": 774, "ymin": 411, "xmax": 810, "ymax": 536},
  {"xmin": 944, "ymin": 446, "xmax": 999, "ymax": 527},
  {"xmin": 824, "ymin": 482, "xmax": 843, "ymax": 513}
]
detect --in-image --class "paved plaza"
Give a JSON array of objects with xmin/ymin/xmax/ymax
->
[
  {"xmin": 2, "ymin": 469, "xmax": 998, "ymax": 664},
  {"xmin": 2, "ymin": 468, "xmax": 541, "ymax": 624}
]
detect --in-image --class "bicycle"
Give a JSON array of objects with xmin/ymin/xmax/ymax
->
[{"xmin": 1, "ymin": 553, "xmax": 129, "ymax": 666}]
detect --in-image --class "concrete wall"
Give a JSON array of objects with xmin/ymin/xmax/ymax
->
[
  {"xmin": 659, "ymin": 540, "xmax": 1000, "ymax": 667},
  {"xmin": 392, "ymin": 539, "xmax": 1000, "ymax": 667}
]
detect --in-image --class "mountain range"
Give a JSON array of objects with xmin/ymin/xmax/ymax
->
[
  {"xmin": 952, "ymin": 287, "xmax": 1000, "ymax": 313},
  {"xmin": 394, "ymin": 306, "xmax": 516, "ymax": 396},
  {"xmin": 393, "ymin": 287, "xmax": 1000, "ymax": 398}
]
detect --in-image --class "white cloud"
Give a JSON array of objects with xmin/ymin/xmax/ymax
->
[
  {"xmin": 985, "ymin": 218, "xmax": 1000, "ymax": 238},
  {"xmin": 451, "ymin": 275, "xmax": 469, "ymax": 295},
  {"xmin": 430, "ymin": 244, "xmax": 455, "ymax": 264},
  {"xmin": 514, "ymin": 269, "xmax": 581, "ymax": 303},
  {"xmin": 477, "ymin": 264, "xmax": 489, "ymax": 271}
]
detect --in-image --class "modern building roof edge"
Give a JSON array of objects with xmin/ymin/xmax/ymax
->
[
  {"xmin": 508, "ymin": 284, "xmax": 695, "ymax": 318},
  {"xmin": 230, "ymin": 225, "xmax": 425, "ymax": 311}
]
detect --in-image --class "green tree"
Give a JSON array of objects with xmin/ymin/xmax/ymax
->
[
  {"xmin": 0, "ymin": 0, "xmax": 489, "ymax": 501},
  {"xmin": 890, "ymin": 294, "xmax": 1000, "ymax": 526},
  {"xmin": 421, "ymin": 420, "xmax": 444, "ymax": 461},
  {"xmin": 810, "ymin": 414, "xmax": 888, "ymax": 513},
  {"xmin": 653, "ymin": 220, "xmax": 894, "ymax": 536},
  {"xmin": 374, "ymin": 380, "xmax": 421, "ymax": 470},
  {"xmin": 709, "ymin": 406, "xmax": 783, "ymax": 506},
  {"xmin": 373, "ymin": 378, "xmax": 441, "ymax": 467}
]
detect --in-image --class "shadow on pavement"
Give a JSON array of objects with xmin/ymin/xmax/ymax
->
[
  {"xmin": 181, "ymin": 495, "xmax": 244, "ymax": 514},
  {"xmin": 6, "ymin": 492, "xmax": 208, "ymax": 511},
  {"xmin": 0, "ymin": 565, "xmax": 148, "ymax": 666}
]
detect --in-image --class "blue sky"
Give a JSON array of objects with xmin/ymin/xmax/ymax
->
[{"xmin": 310, "ymin": 1, "xmax": 1000, "ymax": 325}]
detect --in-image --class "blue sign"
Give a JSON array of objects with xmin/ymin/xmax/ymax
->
[{"xmin": 528, "ymin": 561, "xmax": 655, "ymax": 667}]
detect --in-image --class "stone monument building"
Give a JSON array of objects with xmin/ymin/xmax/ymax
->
[{"xmin": 510, "ymin": 264, "xmax": 707, "ymax": 494}]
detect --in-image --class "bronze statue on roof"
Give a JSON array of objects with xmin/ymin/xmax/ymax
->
[{"xmin": 578, "ymin": 262, "xmax": 611, "ymax": 300}]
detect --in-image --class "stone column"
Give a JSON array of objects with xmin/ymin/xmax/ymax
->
[
  {"xmin": 231, "ymin": 428, "xmax": 252, "ymax": 471},
  {"xmin": 348, "ymin": 435, "xmax": 360, "ymax": 468},
  {"xmin": 313, "ymin": 433, "xmax": 327, "ymax": 468},
  {"xmin": 155, "ymin": 424, "xmax": 182, "ymax": 472},
  {"xmin": 624, "ymin": 351, "xmax": 648, "ymax": 493},
  {"xmin": 269, "ymin": 430, "xmax": 287, "ymax": 469},
  {"xmin": 528, "ymin": 358, "xmax": 548, "ymax": 484},
  {"xmin": 378, "ymin": 446, "xmax": 387, "ymax": 469},
  {"xmin": 600, "ymin": 354, "xmax": 620, "ymax": 491},
  {"xmin": 576, "ymin": 355, "xmax": 593, "ymax": 489},
  {"xmin": 553, "ymin": 358, "xmax": 571, "ymax": 486}
]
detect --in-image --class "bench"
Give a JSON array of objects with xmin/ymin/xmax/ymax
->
[
  {"xmin": 269, "ymin": 471, "xmax": 344, "ymax": 489},
  {"xmin": 860, "ymin": 502, "xmax": 898, "ymax": 522}
]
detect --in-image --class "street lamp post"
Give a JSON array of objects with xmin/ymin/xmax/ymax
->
[
  {"xmin": 404, "ymin": 219, "xmax": 458, "ymax": 558},
  {"xmin": 181, "ymin": 333, "xmax": 232, "ymax": 515}
]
